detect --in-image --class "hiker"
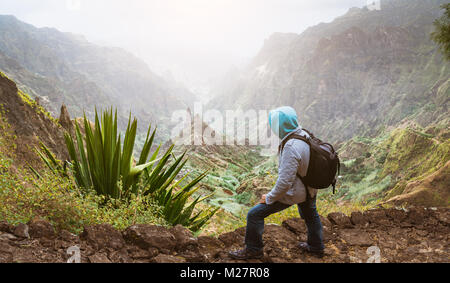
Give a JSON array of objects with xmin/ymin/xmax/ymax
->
[{"xmin": 229, "ymin": 106, "xmax": 328, "ymax": 260}]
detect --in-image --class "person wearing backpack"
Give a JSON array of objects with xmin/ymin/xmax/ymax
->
[{"xmin": 229, "ymin": 106, "xmax": 339, "ymax": 260}]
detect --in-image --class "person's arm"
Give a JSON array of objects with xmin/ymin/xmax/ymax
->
[{"xmin": 265, "ymin": 143, "xmax": 300, "ymax": 205}]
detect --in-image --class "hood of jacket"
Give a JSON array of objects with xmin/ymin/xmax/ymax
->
[{"xmin": 269, "ymin": 106, "xmax": 301, "ymax": 139}]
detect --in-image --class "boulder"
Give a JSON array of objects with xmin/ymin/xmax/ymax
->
[
  {"xmin": 81, "ymin": 224, "xmax": 125, "ymax": 250},
  {"xmin": 364, "ymin": 209, "xmax": 390, "ymax": 226},
  {"xmin": 350, "ymin": 211, "xmax": 369, "ymax": 226},
  {"xmin": 339, "ymin": 229, "xmax": 374, "ymax": 247},
  {"xmin": 169, "ymin": 225, "xmax": 198, "ymax": 251},
  {"xmin": 28, "ymin": 220, "xmax": 55, "ymax": 239},
  {"xmin": 327, "ymin": 212, "xmax": 353, "ymax": 228},
  {"xmin": 124, "ymin": 225, "xmax": 176, "ymax": 252},
  {"xmin": 13, "ymin": 223, "xmax": 30, "ymax": 238},
  {"xmin": 282, "ymin": 218, "xmax": 306, "ymax": 235}
]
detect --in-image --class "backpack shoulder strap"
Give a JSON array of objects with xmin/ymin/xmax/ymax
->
[
  {"xmin": 278, "ymin": 134, "xmax": 311, "ymax": 154},
  {"xmin": 278, "ymin": 133, "xmax": 311, "ymax": 189}
]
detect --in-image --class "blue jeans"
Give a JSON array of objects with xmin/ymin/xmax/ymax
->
[{"xmin": 245, "ymin": 196, "xmax": 324, "ymax": 253}]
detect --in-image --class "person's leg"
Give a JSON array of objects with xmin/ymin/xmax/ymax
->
[
  {"xmin": 297, "ymin": 196, "xmax": 324, "ymax": 252},
  {"xmin": 245, "ymin": 202, "xmax": 291, "ymax": 252}
]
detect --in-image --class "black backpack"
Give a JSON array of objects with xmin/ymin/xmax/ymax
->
[{"xmin": 279, "ymin": 129, "xmax": 340, "ymax": 193}]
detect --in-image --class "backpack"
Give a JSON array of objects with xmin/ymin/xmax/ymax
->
[{"xmin": 279, "ymin": 129, "xmax": 340, "ymax": 193}]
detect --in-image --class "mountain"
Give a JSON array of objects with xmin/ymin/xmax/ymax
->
[
  {"xmin": 209, "ymin": 0, "xmax": 450, "ymax": 143},
  {"xmin": 0, "ymin": 15, "xmax": 195, "ymax": 137}
]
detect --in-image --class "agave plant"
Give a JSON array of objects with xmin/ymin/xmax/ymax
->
[
  {"xmin": 142, "ymin": 151, "xmax": 219, "ymax": 231},
  {"xmin": 36, "ymin": 108, "xmax": 217, "ymax": 231},
  {"xmin": 64, "ymin": 109, "xmax": 159, "ymax": 199}
]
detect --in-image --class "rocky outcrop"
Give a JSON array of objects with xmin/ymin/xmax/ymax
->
[
  {"xmin": 58, "ymin": 104, "xmax": 73, "ymax": 133},
  {"xmin": 0, "ymin": 207, "xmax": 448, "ymax": 263}
]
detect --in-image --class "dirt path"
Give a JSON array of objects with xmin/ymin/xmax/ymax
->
[{"xmin": 0, "ymin": 207, "xmax": 448, "ymax": 263}]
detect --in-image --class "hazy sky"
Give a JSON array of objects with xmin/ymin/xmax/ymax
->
[{"xmin": 0, "ymin": 0, "xmax": 370, "ymax": 89}]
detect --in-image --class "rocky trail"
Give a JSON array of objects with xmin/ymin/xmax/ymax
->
[{"xmin": 0, "ymin": 207, "xmax": 448, "ymax": 263}]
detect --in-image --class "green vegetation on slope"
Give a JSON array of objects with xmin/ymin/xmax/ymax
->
[
  {"xmin": 336, "ymin": 123, "xmax": 450, "ymax": 207},
  {"xmin": 432, "ymin": 3, "xmax": 450, "ymax": 60}
]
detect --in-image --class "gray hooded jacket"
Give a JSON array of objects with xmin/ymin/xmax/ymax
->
[{"xmin": 265, "ymin": 127, "xmax": 318, "ymax": 205}]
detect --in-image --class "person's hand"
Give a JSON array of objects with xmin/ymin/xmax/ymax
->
[{"xmin": 259, "ymin": 194, "xmax": 267, "ymax": 204}]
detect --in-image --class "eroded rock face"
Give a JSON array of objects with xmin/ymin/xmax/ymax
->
[{"xmin": 0, "ymin": 207, "xmax": 448, "ymax": 263}]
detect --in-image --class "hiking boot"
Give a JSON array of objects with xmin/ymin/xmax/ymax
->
[
  {"xmin": 228, "ymin": 248, "xmax": 264, "ymax": 260},
  {"xmin": 298, "ymin": 242, "xmax": 325, "ymax": 258}
]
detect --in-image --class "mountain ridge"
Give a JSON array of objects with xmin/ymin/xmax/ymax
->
[{"xmin": 0, "ymin": 15, "xmax": 194, "ymax": 137}]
